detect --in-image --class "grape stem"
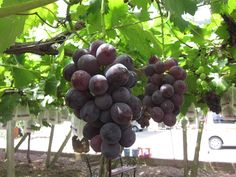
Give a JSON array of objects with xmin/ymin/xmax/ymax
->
[
  {"xmin": 65, "ymin": 2, "xmax": 89, "ymax": 45},
  {"xmin": 0, "ymin": 0, "xmax": 57, "ymax": 18},
  {"xmin": 166, "ymin": 22, "xmax": 193, "ymax": 48},
  {"xmin": 101, "ymin": 0, "xmax": 106, "ymax": 38},
  {"xmin": 156, "ymin": 0, "xmax": 165, "ymax": 58},
  {"xmin": 16, "ymin": 12, "xmax": 60, "ymax": 29}
]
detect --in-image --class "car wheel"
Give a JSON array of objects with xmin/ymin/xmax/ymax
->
[
  {"xmin": 209, "ymin": 136, "xmax": 223, "ymax": 150},
  {"xmin": 132, "ymin": 126, "xmax": 139, "ymax": 132}
]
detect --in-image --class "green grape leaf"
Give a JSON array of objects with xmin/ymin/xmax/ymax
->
[
  {"xmin": 0, "ymin": 93, "xmax": 20, "ymax": 122},
  {"xmin": 170, "ymin": 16, "xmax": 188, "ymax": 31},
  {"xmin": 0, "ymin": 15, "xmax": 26, "ymax": 54},
  {"xmin": 12, "ymin": 67, "xmax": 40, "ymax": 88},
  {"xmin": 228, "ymin": 0, "xmax": 236, "ymax": 14},
  {"xmin": 106, "ymin": 0, "xmax": 128, "ymax": 28},
  {"xmin": 216, "ymin": 23, "xmax": 229, "ymax": 39},
  {"xmin": 163, "ymin": 0, "xmax": 197, "ymax": 30},
  {"xmin": 181, "ymin": 94, "xmax": 196, "ymax": 115},
  {"xmin": 44, "ymin": 75, "xmax": 58, "ymax": 96}
]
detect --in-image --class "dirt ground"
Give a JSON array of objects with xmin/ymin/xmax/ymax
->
[{"xmin": 0, "ymin": 149, "xmax": 235, "ymax": 177}]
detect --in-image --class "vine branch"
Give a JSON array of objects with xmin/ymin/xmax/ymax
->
[
  {"xmin": 4, "ymin": 32, "xmax": 71, "ymax": 56},
  {"xmin": 166, "ymin": 22, "xmax": 193, "ymax": 48},
  {"xmin": 17, "ymin": 12, "xmax": 60, "ymax": 29}
]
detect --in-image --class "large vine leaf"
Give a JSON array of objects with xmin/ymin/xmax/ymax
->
[
  {"xmin": 163, "ymin": 0, "xmax": 197, "ymax": 30},
  {"xmin": 12, "ymin": 67, "xmax": 40, "ymax": 88},
  {"xmin": 0, "ymin": 16, "xmax": 26, "ymax": 54},
  {"xmin": 0, "ymin": 93, "xmax": 20, "ymax": 122},
  {"xmin": 44, "ymin": 75, "xmax": 58, "ymax": 96}
]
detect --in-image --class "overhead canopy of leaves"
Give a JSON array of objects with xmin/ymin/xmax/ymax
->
[{"xmin": 0, "ymin": 0, "xmax": 236, "ymax": 122}]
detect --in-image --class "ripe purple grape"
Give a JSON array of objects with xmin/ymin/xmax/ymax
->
[
  {"xmin": 149, "ymin": 55, "xmax": 160, "ymax": 64},
  {"xmin": 127, "ymin": 96, "xmax": 142, "ymax": 120},
  {"xmin": 80, "ymin": 101, "xmax": 100, "ymax": 123},
  {"xmin": 125, "ymin": 71, "xmax": 137, "ymax": 88},
  {"xmin": 160, "ymin": 99, "xmax": 174, "ymax": 113},
  {"xmin": 112, "ymin": 87, "xmax": 131, "ymax": 103},
  {"xmin": 114, "ymin": 54, "xmax": 134, "ymax": 71},
  {"xmin": 90, "ymin": 134, "xmax": 102, "ymax": 152},
  {"xmin": 145, "ymin": 83, "xmax": 159, "ymax": 96},
  {"xmin": 152, "ymin": 90, "xmax": 164, "ymax": 105},
  {"xmin": 71, "ymin": 70, "xmax": 91, "ymax": 91},
  {"xmin": 99, "ymin": 110, "xmax": 112, "ymax": 123},
  {"xmin": 154, "ymin": 61, "xmax": 165, "ymax": 74},
  {"xmin": 105, "ymin": 63, "xmax": 129, "ymax": 87},
  {"xmin": 111, "ymin": 103, "xmax": 133, "ymax": 124},
  {"xmin": 73, "ymin": 48, "xmax": 88, "ymax": 63},
  {"xmin": 119, "ymin": 127, "xmax": 136, "ymax": 147},
  {"xmin": 101, "ymin": 142, "xmax": 120, "ymax": 159},
  {"xmin": 89, "ymin": 74, "xmax": 109, "ymax": 96},
  {"xmin": 143, "ymin": 95, "xmax": 153, "ymax": 107},
  {"xmin": 161, "ymin": 74, "xmax": 175, "ymax": 85},
  {"xmin": 83, "ymin": 123, "xmax": 100, "ymax": 140},
  {"xmin": 169, "ymin": 66, "xmax": 186, "ymax": 80},
  {"xmin": 63, "ymin": 63, "xmax": 77, "ymax": 82},
  {"xmin": 164, "ymin": 57, "xmax": 178, "ymax": 70},
  {"xmin": 144, "ymin": 64, "xmax": 155, "ymax": 76},
  {"xmin": 173, "ymin": 80, "xmax": 187, "ymax": 94},
  {"xmin": 150, "ymin": 107, "xmax": 164, "ymax": 123},
  {"xmin": 100, "ymin": 122, "xmax": 121, "ymax": 144},
  {"xmin": 160, "ymin": 84, "xmax": 174, "ymax": 98},
  {"xmin": 163, "ymin": 113, "xmax": 176, "ymax": 126},
  {"xmin": 150, "ymin": 73, "xmax": 162, "ymax": 86},
  {"xmin": 77, "ymin": 54, "xmax": 99, "ymax": 75},
  {"xmin": 65, "ymin": 88, "xmax": 91, "ymax": 109},
  {"xmin": 171, "ymin": 94, "xmax": 184, "ymax": 107},
  {"xmin": 95, "ymin": 93, "xmax": 113, "ymax": 110},
  {"xmin": 89, "ymin": 40, "xmax": 105, "ymax": 56},
  {"xmin": 96, "ymin": 43, "xmax": 116, "ymax": 66}
]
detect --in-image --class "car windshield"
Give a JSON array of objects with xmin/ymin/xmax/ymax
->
[{"xmin": 212, "ymin": 113, "xmax": 236, "ymax": 124}]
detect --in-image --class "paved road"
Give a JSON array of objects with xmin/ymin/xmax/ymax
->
[{"xmin": 0, "ymin": 121, "xmax": 236, "ymax": 163}]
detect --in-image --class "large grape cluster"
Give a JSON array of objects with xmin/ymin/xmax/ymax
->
[
  {"xmin": 63, "ymin": 40, "xmax": 142, "ymax": 159},
  {"xmin": 140, "ymin": 56, "xmax": 187, "ymax": 127}
]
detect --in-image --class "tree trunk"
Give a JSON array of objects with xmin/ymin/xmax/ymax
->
[
  {"xmin": 191, "ymin": 119, "xmax": 204, "ymax": 177},
  {"xmin": 182, "ymin": 118, "xmax": 189, "ymax": 177}
]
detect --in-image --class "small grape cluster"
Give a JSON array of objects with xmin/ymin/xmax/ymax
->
[
  {"xmin": 141, "ymin": 56, "xmax": 187, "ymax": 127},
  {"xmin": 205, "ymin": 92, "xmax": 221, "ymax": 114},
  {"xmin": 63, "ymin": 40, "xmax": 142, "ymax": 159}
]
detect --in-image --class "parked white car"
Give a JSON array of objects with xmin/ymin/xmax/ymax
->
[
  {"xmin": 205, "ymin": 112, "xmax": 236, "ymax": 150},
  {"xmin": 131, "ymin": 121, "xmax": 143, "ymax": 132}
]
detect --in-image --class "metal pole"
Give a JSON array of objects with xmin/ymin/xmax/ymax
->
[
  {"xmin": 49, "ymin": 129, "xmax": 72, "ymax": 167},
  {"xmin": 7, "ymin": 120, "xmax": 15, "ymax": 177},
  {"xmin": 46, "ymin": 125, "xmax": 55, "ymax": 167},
  {"xmin": 27, "ymin": 133, "xmax": 31, "ymax": 163}
]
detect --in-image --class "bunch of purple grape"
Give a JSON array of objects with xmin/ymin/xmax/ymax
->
[
  {"xmin": 142, "ymin": 56, "xmax": 187, "ymax": 127},
  {"xmin": 205, "ymin": 91, "xmax": 221, "ymax": 114},
  {"xmin": 63, "ymin": 40, "xmax": 142, "ymax": 159}
]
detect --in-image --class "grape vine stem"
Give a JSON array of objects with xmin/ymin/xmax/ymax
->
[
  {"xmin": 101, "ymin": 0, "xmax": 106, "ymax": 38},
  {"xmin": 156, "ymin": 0, "xmax": 165, "ymax": 58}
]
